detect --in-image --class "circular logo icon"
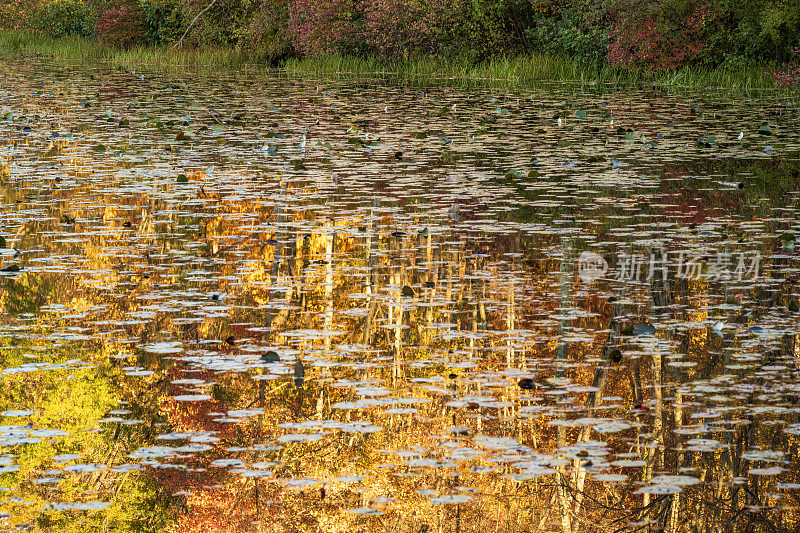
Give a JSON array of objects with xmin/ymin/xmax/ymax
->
[{"xmin": 578, "ymin": 252, "xmax": 608, "ymax": 284}]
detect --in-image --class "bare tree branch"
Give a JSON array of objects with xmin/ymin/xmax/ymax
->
[{"xmin": 173, "ymin": 0, "xmax": 218, "ymax": 50}]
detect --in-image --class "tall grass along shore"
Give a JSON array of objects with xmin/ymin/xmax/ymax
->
[{"xmin": 0, "ymin": 30, "xmax": 792, "ymax": 94}]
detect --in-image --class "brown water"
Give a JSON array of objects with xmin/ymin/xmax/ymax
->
[{"xmin": 0, "ymin": 59, "xmax": 799, "ymax": 533}]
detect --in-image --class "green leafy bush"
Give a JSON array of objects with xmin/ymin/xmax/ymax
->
[
  {"xmin": 711, "ymin": 0, "xmax": 800, "ymax": 65},
  {"xmin": 524, "ymin": 0, "xmax": 611, "ymax": 63},
  {"xmin": 0, "ymin": 0, "xmax": 39, "ymax": 29},
  {"xmin": 452, "ymin": 0, "xmax": 534, "ymax": 58},
  {"xmin": 233, "ymin": 0, "xmax": 292, "ymax": 62},
  {"xmin": 140, "ymin": 0, "xmax": 184, "ymax": 44},
  {"xmin": 30, "ymin": 0, "xmax": 97, "ymax": 37}
]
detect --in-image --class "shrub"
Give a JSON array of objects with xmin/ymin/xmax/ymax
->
[
  {"xmin": 285, "ymin": 0, "xmax": 534, "ymax": 59},
  {"xmin": 524, "ymin": 0, "xmax": 611, "ymax": 63},
  {"xmin": 0, "ymin": 0, "xmax": 39, "ymax": 29},
  {"xmin": 607, "ymin": 0, "xmax": 715, "ymax": 71},
  {"xmin": 361, "ymin": 0, "xmax": 468, "ymax": 58},
  {"xmin": 178, "ymin": 0, "xmax": 249, "ymax": 45},
  {"xmin": 233, "ymin": 0, "xmax": 292, "ymax": 61},
  {"xmin": 94, "ymin": 3, "xmax": 144, "ymax": 46},
  {"xmin": 288, "ymin": 0, "xmax": 370, "ymax": 55},
  {"xmin": 9, "ymin": 0, "xmax": 800, "ymax": 73},
  {"xmin": 30, "ymin": 0, "xmax": 97, "ymax": 37},
  {"xmin": 141, "ymin": 0, "xmax": 183, "ymax": 44},
  {"xmin": 769, "ymin": 46, "xmax": 800, "ymax": 88},
  {"xmin": 435, "ymin": 0, "xmax": 534, "ymax": 58},
  {"xmin": 713, "ymin": 0, "xmax": 800, "ymax": 64}
]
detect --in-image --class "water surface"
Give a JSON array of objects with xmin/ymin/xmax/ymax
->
[{"xmin": 0, "ymin": 60, "xmax": 799, "ymax": 532}]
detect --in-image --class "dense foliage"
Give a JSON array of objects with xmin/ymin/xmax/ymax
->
[{"xmin": 1, "ymin": 0, "xmax": 799, "ymax": 75}]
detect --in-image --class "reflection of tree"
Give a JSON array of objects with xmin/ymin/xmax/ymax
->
[
  {"xmin": 0, "ymin": 178, "xmax": 797, "ymax": 531},
  {"xmin": 0, "ymin": 73, "xmax": 798, "ymax": 532},
  {"xmin": 0, "ymin": 341, "xmax": 178, "ymax": 531},
  {"xmin": 126, "ymin": 205, "xmax": 794, "ymax": 532}
]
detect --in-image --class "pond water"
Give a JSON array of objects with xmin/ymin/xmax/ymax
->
[{"xmin": 0, "ymin": 59, "xmax": 799, "ymax": 532}]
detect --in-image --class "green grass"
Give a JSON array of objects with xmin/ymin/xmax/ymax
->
[
  {"xmin": 0, "ymin": 30, "xmax": 249, "ymax": 71},
  {"xmin": 0, "ymin": 29, "xmax": 793, "ymax": 94},
  {"xmin": 0, "ymin": 30, "xmax": 110, "ymax": 60},
  {"xmin": 284, "ymin": 53, "xmax": 782, "ymax": 93}
]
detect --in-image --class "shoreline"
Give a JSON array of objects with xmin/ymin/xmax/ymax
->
[{"xmin": 0, "ymin": 30, "xmax": 794, "ymax": 94}]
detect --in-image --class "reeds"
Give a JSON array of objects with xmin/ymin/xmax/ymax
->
[
  {"xmin": 0, "ymin": 30, "xmax": 793, "ymax": 95},
  {"xmin": 285, "ymin": 53, "xmax": 788, "ymax": 94}
]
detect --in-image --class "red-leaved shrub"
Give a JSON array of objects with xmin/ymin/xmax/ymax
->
[
  {"xmin": 287, "ymin": 0, "xmax": 470, "ymax": 58},
  {"xmin": 769, "ymin": 47, "xmax": 800, "ymax": 88},
  {"xmin": 94, "ymin": 0, "xmax": 143, "ymax": 46},
  {"xmin": 607, "ymin": 0, "xmax": 715, "ymax": 71},
  {"xmin": 362, "ymin": 0, "xmax": 444, "ymax": 57},
  {"xmin": 288, "ymin": 0, "xmax": 369, "ymax": 55}
]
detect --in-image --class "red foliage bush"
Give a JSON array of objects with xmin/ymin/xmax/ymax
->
[
  {"xmin": 286, "ymin": 0, "xmax": 467, "ymax": 58},
  {"xmin": 607, "ymin": 0, "xmax": 715, "ymax": 71},
  {"xmin": 287, "ymin": 0, "xmax": 368, "ymax": 55},
  {"xmin": 769, "ymin": 47, "xmax": 800, "ymax": 88},
  {"xmin": 94, "ymin": 0, "xmax": 143, "ymax": 46},
  {"xmin": 362, "ymin": 0, "xmax": 449, "ymax": 57}
]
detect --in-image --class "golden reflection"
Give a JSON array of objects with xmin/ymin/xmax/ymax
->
[{"xmin": 0, "ymin": 61, "xmax": 797, "ymax": 533}]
